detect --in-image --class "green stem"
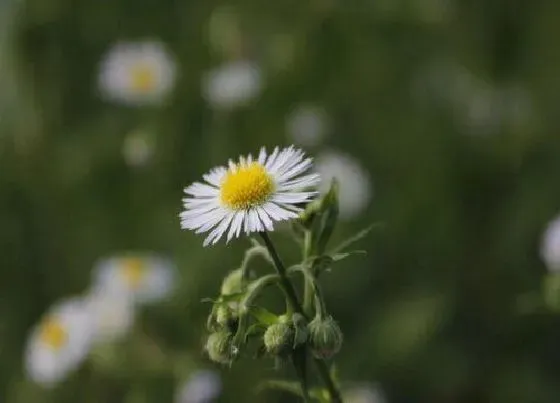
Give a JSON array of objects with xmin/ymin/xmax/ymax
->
[
  {"xmin": 292, "ymin": 349, "xmax": 311, "ymax": 403},
  {"xmin": 303, "ymin": 230, "xmax": 314, "ymax": 318},
  {"xmin": 259, "ymin": 232, "xmax": 344, "ymax": 403}
]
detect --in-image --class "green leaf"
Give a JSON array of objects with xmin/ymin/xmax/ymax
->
[
  {"xmin": 331, "ymin": 223, "xmax": 380, "ymax": 253},
  {"xmin": 330, "ymin": 250, "xmax": 366, "ymax": 262},
  {"xmin": 310, "ymin": 388, "xmax": 331, "ymax": 403},
  {"xmin": 200, "ymin": 292, "xmax": 245, "ymax": 305},
  {"xmin": 248, "ymin": 306, "xmax": 279, "ymax": 326}
]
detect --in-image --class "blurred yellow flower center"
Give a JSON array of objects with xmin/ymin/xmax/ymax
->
[
  {"xmin": 120, "ymin": 258, "xmax": 146, "ymax": 289},
  {"xmin": 220, "ymin": 162, "xmax": 275, "ymax": 209},
  {"xmin": 39, "ymin": 317, "xmax": 67, "ymax": 350},
  {"xmin": 130, "ymin": 64, "xmax": 156, "ymax": 93}
]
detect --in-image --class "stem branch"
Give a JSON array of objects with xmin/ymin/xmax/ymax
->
[{"xmin": 259, "ymin": 232, "xmax": 343, "ymax": 403}]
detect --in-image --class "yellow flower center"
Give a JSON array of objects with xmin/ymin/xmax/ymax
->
[
  {"xmin": 220, "ymin": 162, "xmax": 275, "ymax": 210},
  {"xmin": 130, "ymin": 64, "xmax": 157, "ymax": 93},
  {"xmin": 39, "ymin": 317, "xmax": 67, "ymax": 350},
  {"xmin": 120, "ymin": 257, "xmax": 146, "ymax": 289}
]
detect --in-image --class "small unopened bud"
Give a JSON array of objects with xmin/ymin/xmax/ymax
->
[
  {"xmin": 220, "ymin": 269, "xmax": 244, "ymax": 296},
  {"xmin": 216, "ymin": 305, "xmax": 237, "ymax": 328},
  {"xmin": 299, "ymin": 199, "xmax": 322, "ymax": 229},
  {"xmin": 307, "ymin": 316, "xmax": 343, "ymax": 359},
  {"xmin": 263, "ymin": 316, "xmax": 295, "ymax": 357},
  {"xmin": 205, "ymin": 331, "xmax": 235, "ymax": 364}
]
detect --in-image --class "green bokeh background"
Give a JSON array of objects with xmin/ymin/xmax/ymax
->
[{"xmin": 2, "ymin": 0, "xmax": 560, "ymax": 402}]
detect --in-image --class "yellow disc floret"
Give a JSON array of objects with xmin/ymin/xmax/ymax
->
[
  {"xmin": 120, "ymin": 257, "xmax": 146, "ymax": 289},
  {"xmin": 39, "ymin": 316, "xmax": 67, "ymax": 350},
  {"xmin": 130, "ymin": 64, "xmax": 156, "ymax": 93},
  {"xmin": 220, "ymin": 162, "xmax": 275, "ymax": 210}
]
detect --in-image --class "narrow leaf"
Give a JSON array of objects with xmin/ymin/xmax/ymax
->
[
  {"xmin": 249, "ymin": 306, "xmax": 279, "ymax": 326},
  {"xmin": 331, "ymin": 223, "xmax": 380, "ymax": 253}
]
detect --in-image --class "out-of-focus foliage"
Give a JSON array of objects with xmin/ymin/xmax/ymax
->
[{"xmin": 2, "ymin": 0, "xmax": 560, "ymax": 402}]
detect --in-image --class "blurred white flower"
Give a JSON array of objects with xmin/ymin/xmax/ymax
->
[
  {"xmin": 202, "ymin": 61, "xmax": 262, "ymax": 109},
  {"xmin": 286, "ymin": 104, "xmax": 329, "ymax": 147},
  {"xmin": 541, "ymin": 215, "xmax": 560, "ymax": 272},
  {"xmin": 122, "ymin": 130, "xmax": 154, "ymax": 167},
  {"xmin": 175, "ymin": 370, "xmax": 222, "ymax": 403},
  {"xmin": 92, "ymin": 253, "xmax": 176, "ymax": 304},
  {"xmin": 314, "ymin": 150, "xmax": 372, "ymax": 219},
  {"xmin": 98, "ymin": 40, "xmax": 177, "ymax": 106},
  {"xmin": 25, "ymin": 297, "xmax": 94, "ymax": 386},
  {"xmin": 344, "ymin": 383, "xmax": 386, "ymax": 403},
  {"xmin": 85, "ymin": 288, "xmax": 135, "ymax": 344}
]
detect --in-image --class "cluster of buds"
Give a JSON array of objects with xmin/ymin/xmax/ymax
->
[{"xmin": 204, "ymin": 180, "xmax": 357, "ymax": 383}]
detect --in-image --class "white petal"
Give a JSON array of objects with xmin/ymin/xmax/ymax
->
[
  {"xmin": 265, "ymin": 147, "xmax": 280, "ymax": 170},
  {"xmin": 204, "ymin": 212, "xmax": 235, "ymax": 246},
  {"xmin": 227, "ymin": 211, "xmax": 245, "ymax": 242},
  {"xmin": 184, "ymin": 182, "xmax": 219, "ymax": 197},
  {"xmin": 263, "ymin": 202, "xmax": 299, "ymax": 221},
  {"xmin": 277, "ymin": 173, "xmax": 321, "ymax": 190},
  {"xmin": 272, "ymin": 192, "xmax": 316, "ymax": 204},
  {"xmin": 258, "ymin": 147, "xmax": 267, "ymax": 164},
  {"xmin": 256, "ymin": 208, "xmax": 274, "ymax": 231}
]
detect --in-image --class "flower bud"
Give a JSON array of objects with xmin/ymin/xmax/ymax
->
[
  {"xmin": 220, "ymin": 269, "xmax": 244, "ymax": 296},
  {"xmin": 307, "ymin": 316, "xmax": 343, "ymax": 359},
  {"xmin": 298, "ymin": 199, "xmax": 322, "ymax": 229},
  {"xmin": 263, "ymin": 316, "xmax": 295, "ymax": 357},
  {"xmin": 205, "ymin": 331, "xmax": 235, "ymax": 364},
  {"xmin": 216, "ymin": 304, "xmax": 239, "ymax": 329}
]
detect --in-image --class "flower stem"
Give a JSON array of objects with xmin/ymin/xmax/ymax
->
[
  {"xmin": 303, "ymin": 230, "xmax": 314, "ymax": 318},
  {"xmin": 259, "ymin": 231, "xmax": 344, "ymax": 403}
]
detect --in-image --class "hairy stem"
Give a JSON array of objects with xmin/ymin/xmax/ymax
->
[
  {"xmin": 259, "ymin": 232, "xmax": 344, "ymax": 403},
  {"xmin": 303, "ymin": 230, "xmax": 315, "ymax": 318}
]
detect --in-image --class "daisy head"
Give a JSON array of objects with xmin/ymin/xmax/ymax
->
[
  {"xmin": 314, "ymin": 150, "xmax": 372, "ymax": 220},
  {"xmin": 25, "ymin": 297, "xmax": 94, "ymax": 386},
  {"xmin": 175, "ymin": 370, "xmax": 222, "ymax": 403},
  {"xmin": 202, "ymin": 61, "xmax": 262, "ymax": 109},
  {"xmin": 541, "ymin": 214, "xmax": 560, "ymax": 272},
  {"xmin": 92, "ymin": 253, "xmax": 176, "ymax": 304},
  {"xmin": 180, "ymin": 146, "xmax": 320, "ymax": 246},
  {"xmin": 98, "ymin": 40, "xmax": 177, "ymax": 106},
  {"xmin": 85, "ymin": 288, "xmax": 136, "ymax": 344}
]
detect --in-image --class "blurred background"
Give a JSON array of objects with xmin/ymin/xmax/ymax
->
[{"xmin": 2, "ymin": 0, "xmax": 560, "ymax": 402}]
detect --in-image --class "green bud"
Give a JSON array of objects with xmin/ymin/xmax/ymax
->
[
  {"xmin": 220, "ymin": 269, "xmax": 244, "ymax": 296},
  {"xmin": 307, "ymin": 316, "xmax": 343, "ymax": 359},
  {"xmin": 205, "ymin": 331, "xmax": 235, "ymax": 364},
  {"xmin": 263, "ymin": 316, "xmax": 295, "ymax": 357},
  {"xmin": 298, "ymin": 199, "xmax": 322, "ymax": 229},
  {"xmin": 216, "ymin": 304, "xmax": 238, "ymax": 329}
]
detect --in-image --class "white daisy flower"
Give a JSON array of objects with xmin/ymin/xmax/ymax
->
[
  {"xmin": 25, "ymin": 297, "xmax": 94, "ymax": 386},
  {"xmin": 314, "ymin": 150, "xmax": 372, "ymax": 220},
  {"xmin": 180, "ymin": 146, "xmax": 320, "ymax": 246},
  {"xmin": 85, "ymin": 288, "xmax": 135, "ymax": 343},
  {"xmin": 286, "ymin": 104, "xmax": 329, "ymax": 147},
  {"xmin": 343, "ymin": 383, "xmax": 386, "ymax": 403},
  {"xmin": 98, "ymin": 40, "xmax": 177, "ymax": 106},
  {"xmin": 541, "ymin": 214, "xmax": 560, "ymax": 272},
  {"xmin": 175, "ymin": 370, "xmax": 222, "ymax": 403},
  {"xmin": 92, "ymin": 253, "xmax": 176, "ymax": 304},
  {"xmin": 202, "ymin": 61, "xmax": 262, "ymax": 109}
]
